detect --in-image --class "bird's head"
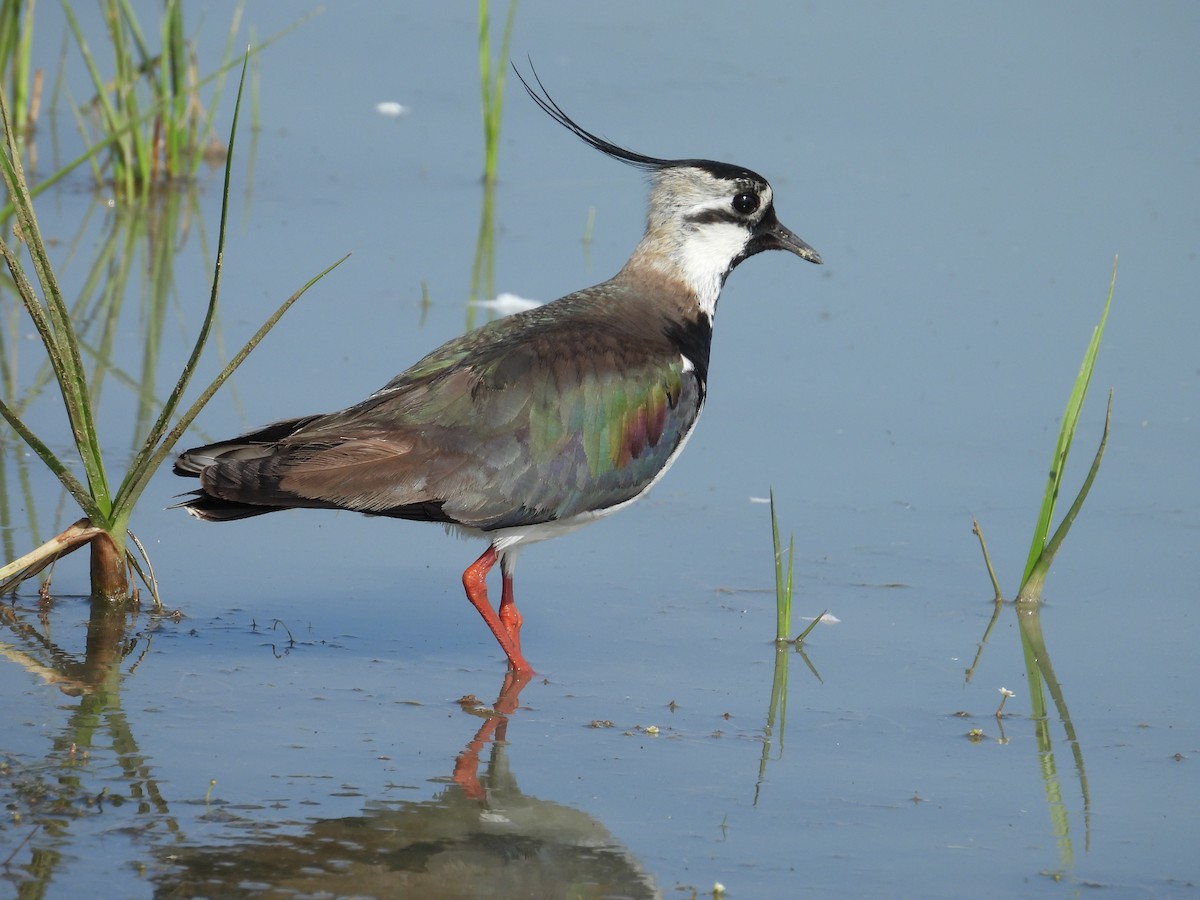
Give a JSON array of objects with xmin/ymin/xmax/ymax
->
[{"xmin": 515, "ymin": 65, "xmax": 822, "ymax": 319}]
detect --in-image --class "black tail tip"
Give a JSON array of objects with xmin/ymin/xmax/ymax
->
[{"xmin": 169, "ymin": 491, "xmax": 280, "ymax": 522}]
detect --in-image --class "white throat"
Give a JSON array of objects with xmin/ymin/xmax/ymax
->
[{"xmin": 675, "ymin": 220, "xmax": 747, "ymax": 319}]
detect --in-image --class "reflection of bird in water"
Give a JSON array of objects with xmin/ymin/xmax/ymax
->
[{"xmin": 155, "ymin": 672, "xmax": 661, "ymax": 899}]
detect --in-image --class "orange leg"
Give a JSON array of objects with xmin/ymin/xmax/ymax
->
[
  {"xmin": 462, "ymin": 545, "xmax": 533, "ymax": 673},
  {"xmin": 498, "ymin": 554, "xmax": 523, "ymax": 645}
]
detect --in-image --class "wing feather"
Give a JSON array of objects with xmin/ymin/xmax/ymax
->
[{"xmin": 178, "ymin": 292, "xmax": 704, "ymax": 529}]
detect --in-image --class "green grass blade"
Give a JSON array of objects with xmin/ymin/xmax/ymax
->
[
  {"xmin": 796, "ymin": 609, "xmax": 826, "ymax": 644},
  {"xmin": 1039, "ymin": 389, "xmax": 1113, "ymax": 567},
  {"xmin": 1021, "ymin": 258, "xmax": 1115, "ymax": 585},
  {"xmin": 784, "ymin": 533, "xmax": 794, "ymax": 634},
  {"xmin": 768, "ymin": 490, "xmax": 796, "ymax": 642},
  {"xmin": 1019, "ymin": 390, "xmax": 1112, "ymax": 601},
  {"xmin": 769, "ymin": 490, "xmax": 785, "ymax": 640}
]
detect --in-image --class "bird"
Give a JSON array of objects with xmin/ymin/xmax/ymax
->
[{"xmin": 173, "ymin": 67, "xmax": 823, "ymax": 674}]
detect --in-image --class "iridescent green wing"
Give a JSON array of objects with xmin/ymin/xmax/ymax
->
[{"xmin": 432, "ymin": 332, "xmax": 702, "ymax": 529}]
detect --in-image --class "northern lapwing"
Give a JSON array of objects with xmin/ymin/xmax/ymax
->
[{"xmin": 174, "ymin": 68, "xmax": 823, "ymax": 673}]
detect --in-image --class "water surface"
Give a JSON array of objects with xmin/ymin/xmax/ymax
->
[{"xmin": 2, "ymin": 2, "xmax": 1198, "ymax": 897}]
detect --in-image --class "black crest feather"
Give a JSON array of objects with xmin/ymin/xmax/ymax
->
[
  {"xmin": 513, "ymin": 63, "xmax": 670, "ymax": 171},
  {"xmin": 513, "ymin": 62, "xmax": 764, "ymax": 185}
]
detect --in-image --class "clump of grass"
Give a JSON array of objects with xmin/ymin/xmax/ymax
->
[
  {"xmin": 974, "ymin": 259, "xmax": 1115, "ymax": 603},
  {"xmin": 0, "ymin": 54, "xmax": 346, "ymax": 602},
  {"xmin": 0, "ymin": 6, "xmax": 312, "ymax": 214},
  {"xmin": 62, "ymin": 0, "xmax": 242, "ymax": 199},
  {"xmin": 768, "ymin": 490, "xmax": 824, "ymax": 645},
  {"xmin": 59, "ymin": 2, "xmax": 314, "ymax": 201}
]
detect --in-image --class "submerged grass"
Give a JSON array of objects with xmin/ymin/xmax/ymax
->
[{"xmin": 0, "ymin": 52, "xmax": 347, "ymax": 601}]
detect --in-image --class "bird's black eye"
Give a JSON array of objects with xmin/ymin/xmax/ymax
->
[{"xmin": 732, "ymin": 191, "xmax": 760, "ymax": 215}]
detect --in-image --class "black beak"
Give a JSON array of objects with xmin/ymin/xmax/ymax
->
[{"xmin": 764, "ymin": 218, "xmax": 822, "ymax": 264}]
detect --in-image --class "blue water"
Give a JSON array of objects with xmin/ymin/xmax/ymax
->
[{"xmin": 2, "ymin": 2, "xmax": 1198, "ymax": 897}]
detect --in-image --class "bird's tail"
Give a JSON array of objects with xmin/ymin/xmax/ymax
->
[{"xmin": 172, "ymin": 415, "xmax": 323, "ymax": 522}]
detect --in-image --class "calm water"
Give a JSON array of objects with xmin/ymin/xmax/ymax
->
[{"xmin": 3, "ymin": 2, "xmax": 1198, "ymax": 897}]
